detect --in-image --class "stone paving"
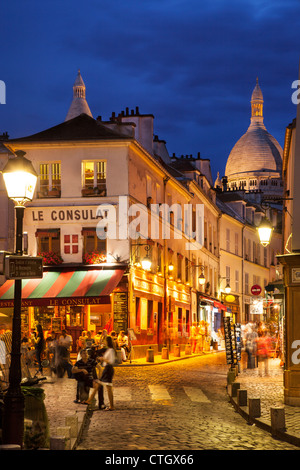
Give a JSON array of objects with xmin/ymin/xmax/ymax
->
[
  {"xmin": 39, "ymin": 352, "xmax": 300, "ymax": 450},
  {"xmin": 237, "ymin": 358, "xmax": 300, "ymax": 439}
]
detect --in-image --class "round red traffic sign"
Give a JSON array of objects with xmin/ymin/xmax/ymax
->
[{"xmin": 251, "ymin": 284, "xmax": 262, "ymax": 296}]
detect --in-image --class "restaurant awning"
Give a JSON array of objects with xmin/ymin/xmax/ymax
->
[{"xmin": 0, "ymin": 268, "xmax": 125, "ymax": 307}]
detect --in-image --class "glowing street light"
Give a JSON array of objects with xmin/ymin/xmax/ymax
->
[
  {"xmin": 257, "ymin": 216, "xmax": 273, "ymax": 247},
  {"xmin": 1, "ymin": 150, "xmax": 37, "ymax": 447}
]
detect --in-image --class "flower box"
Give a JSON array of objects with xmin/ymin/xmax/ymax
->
[{"xmin": 38, "ymin": 251, "xmax": 63, "ymax": 266}]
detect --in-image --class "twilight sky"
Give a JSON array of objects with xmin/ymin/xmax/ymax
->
[{"xmin": 1, "ymin": 0, "xmax": 299, "ymax": 180}]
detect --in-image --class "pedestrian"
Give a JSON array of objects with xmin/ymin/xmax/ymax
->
[
  {"xmin": 72, "ymin": 349, "xmax": 103, "ymax": 408},
  {"xmin": 77, "ymin": 330, "xmax": 87, "ymax": 354},
  {"xmin": 117, "ymin": 330, "xmax": 129, "ymax": 361},
  {"xmin": 45, "ymin": 331, "xmax": 58, "ymax": 374},
  {"xmin": 56, "ymin": 330, "xmax": 73, "ymax": 378},
  {"xmin": 58, "ymin": 329, "xmax": 73, "ymax": 357},
  {"xmin": 256, "ymin": 330, "xmax": 271, "ymax": 376},
  {"xmin": 244, "ymin": 323, "xmax": 258, "ymax": 369},
  {"xmin": 32, "ymin": 323, "xmax": 45, "ymax": 375},
  {"xmin": 98, "ymin": 335, "xmax": 116, "ymax": 411}
]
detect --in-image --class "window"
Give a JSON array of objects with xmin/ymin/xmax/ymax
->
[
  {"xmin": 39, "ymin": 163, "xmax": 61, "ymax": 197},
  {"xmin": 82, "ymin": 228, "xmax": 106, "ymax": 256},
  {"xmin": 64, "ymin": 234, "xmax": 79, "ymax": 254},
  {"xmin": 245, "ymin": 273, "xmax": 249, "ymax": 294},
  {"xmin": 157, "ymin": 244, "xmax": 162, "ymax": 274},
  {"xmin": 185, "ymin": 257, "xmax": 189, "ymax": 284},
  {"xmin": 177, "ymin": 253, "xmax": 182, "ymax": 280},
  {"xmin": 235, "ymin": 270, "xmax": 239, "ymax": 292},
  {"xmin": 226, "ymin": 229, "xmax": 230, "ymax": 252},
  {"xmin": 36, "ymin": 229, "xmax": 60, "ymax": 254},
  {"xmin": 226, "ymin": 265, "xmax": 230, "ymax": 286},
  {"xmin": 147, "ymin": 300, "xmax": 153, "ymax": 329},
  {"xmin": 82, "ymin": 161, "xmax": 106, "ymax": 196},
  {"xmin": 235, "ymin": 233, "xmax": 238, "ymax": 255}
]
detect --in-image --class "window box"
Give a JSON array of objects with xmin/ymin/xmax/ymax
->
[
  {"xmin": 83, "ymin": 251, "xmax": 107, "ymax": 264},
  {"xmin": 82, "ymin": 186, "xmax": 106, "ymax": 197},
  {"xmin": 38, "ymin": 251, "xmax": 63, "ymax": 266},
  {"xmin": 48, "ymin": 188, "xmax": 61, "ymax": 197}
]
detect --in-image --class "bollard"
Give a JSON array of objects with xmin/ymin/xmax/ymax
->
[
  {"xmin": 146, "ymin": 347, "xmax": 154, "ymax": 362},
  {"xmin": 161, "ymin": 347, "xmax": 169, "ymax": 360},
  {"xmin": 173, "ymin": 344, "xmax": 181, "ymax": 357},
  {"xmin": 115, "ymin": 349, "xmax": 122, "ymax": 364},
  {"xmin": 56, "ymin": 426, "xmax": 71, "ymax": 450},
  {"xmin": 65, "ymin": 415, "xmax": 78, "ymax": 438},
  {"xmin": 237, "ymin": 389, "xmax": 247, "ymax": 407},
  {"xmin": 50, "ymin": 436, "xmax": 66, "ymax": 451},
  {"xmin": 271, "ymin": 407, "xmax": 286, "ymax": 433},
  {"xmin": 248, "ymin": 398, "xmax": 261, "ymax": 418},
  {"xmin": 227, "ymin": 370, "xmax": 236, "ymax": 385},
  {"xmin": 228, "ymin": 382, "xmax": 240, "ymax": 397},
  {"xmin": 185, "ymin": 343, "xmax": 192, "ymax": 355}
]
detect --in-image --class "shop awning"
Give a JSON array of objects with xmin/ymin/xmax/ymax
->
[{"xmin": 0, "ymin": 268, "xmax": 125, "ymax": 307}]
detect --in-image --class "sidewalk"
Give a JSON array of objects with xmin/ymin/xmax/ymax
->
[
  {"xmin": 40, "ymin": 351, "xmax": 300, "ymax": 449},
  {"xmin": 228, "ymin": 357, "xmax": 300, "ymax": 448}
]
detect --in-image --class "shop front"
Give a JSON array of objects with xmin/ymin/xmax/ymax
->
[
  {"xmin": 196, "ymin": 293, "xmax": 227, "ymax": 350},
  {"xmin": 0, "ymin": 266, "xmax": 126, "ymax": 351},
  {"xmin": 129, "ymin": 268, "xmax": 165, "ymax": 358}
]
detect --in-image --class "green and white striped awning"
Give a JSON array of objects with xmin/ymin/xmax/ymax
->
[{"xmin": 0, "ymin": 268, "xmax": 125, "ymax": 307}]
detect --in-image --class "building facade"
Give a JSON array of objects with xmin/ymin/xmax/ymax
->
[{"xmin": 0, "ymin": 72, "xmax": 284, "ymax": 356}]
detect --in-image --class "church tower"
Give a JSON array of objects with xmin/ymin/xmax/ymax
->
[{"xmin": 65, "ymin": 70, "xmax": 93, "ymax": 121}]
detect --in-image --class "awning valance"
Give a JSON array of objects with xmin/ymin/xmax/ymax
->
[{"xmin": 0, "ymin": 268, "xmax": 125, "ymax": 307}]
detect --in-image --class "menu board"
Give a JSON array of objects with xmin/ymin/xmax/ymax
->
[
  {"xmin": 234, "ymin": 323, "xmax": 242, "ymax": 362},
  {"xmin": 224, "ymin": 317, "xmax": 239, "ymax": 365},
  {"xmin": 113, "ymin": 292, "xmax": 128, "ymax": 332}
]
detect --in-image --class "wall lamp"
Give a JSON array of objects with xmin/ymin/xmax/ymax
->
[{"xmin": 131, "ymin": 242, "xmax": 152, "ymax": 271}]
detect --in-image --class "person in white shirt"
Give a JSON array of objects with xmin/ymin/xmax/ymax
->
[{"xmin": 98, "ymin": 335, "xmax": 116, "ymax": 410}]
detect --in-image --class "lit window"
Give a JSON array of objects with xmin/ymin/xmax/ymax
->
[
  {"xmin": 39, "ymin": 163, "xmax": 61, "ymax": 197},
  {"xmin": 36, "ymin": 229, "xmax": 60, "ymax": 254},
  {"xmin": 82, "ymin": 161, "xmax": 106, "ymax": 196}
]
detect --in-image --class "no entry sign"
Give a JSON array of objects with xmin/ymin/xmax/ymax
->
[{"xmin": 251, "ymin": 284, "xmax": 262, "ymax": 296}]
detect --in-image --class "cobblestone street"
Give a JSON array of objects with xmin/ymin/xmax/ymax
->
[{"xmin": 71, "ymin": 353, "xmax": 299, "ymax": 451}]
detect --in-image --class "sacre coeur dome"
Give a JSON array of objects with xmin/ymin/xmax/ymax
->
[{"xmin": 225, "ymin": 79, "xmax": 282, "ymax": 179}]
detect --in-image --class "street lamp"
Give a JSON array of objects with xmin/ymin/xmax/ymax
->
[
  {"xmin": 257, "ymin": 216, "xmax": 273, "ymax": 247},
  {"xmin": 1, "ymin": 150, "xmax": 37, "ymax": 447},
  {"xmin": 224, "ymin": 283, "xmax": 231, "ymax": 294}
]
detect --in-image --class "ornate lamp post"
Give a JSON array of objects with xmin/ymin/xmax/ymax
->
[{"xmin": 1, "ymin": 150, "xmax": 37, "ymax": 446}]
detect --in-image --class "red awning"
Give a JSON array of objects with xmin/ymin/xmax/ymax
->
[
  {"xmin": 214, "ymin": 300, "xmax": 227, "ymax": 311},
  {"xmin": 0, "ymin": 268, "xmax": 125, "ymax": 307}
]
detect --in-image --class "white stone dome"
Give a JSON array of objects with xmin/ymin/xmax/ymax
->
[{"xmin": 225, "ymin": 79, "xmax": 282, "ymax": 178}]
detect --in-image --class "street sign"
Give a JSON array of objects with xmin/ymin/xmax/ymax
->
[
  {"xmin": 5, "ymin": 256, "xmax": 43, "ymax": 280},
  {"xmin": 0, "ymin": 251, "xmax": 12, "ymax": 275},
  {"xmin": 251, "ymin": 284, "xmax": 262, "ymax": 296}
]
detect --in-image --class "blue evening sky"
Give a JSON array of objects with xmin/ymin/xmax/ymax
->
[{"xmin": 0, "ymin": 0, "xmax": 299, "ymax": 180}]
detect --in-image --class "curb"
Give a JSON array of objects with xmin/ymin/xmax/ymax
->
[
  {"xmin": 227, "ymin": 375, "xmax": 300, "ymax": 449},
  {"xmin": 116, "ymin": 349, "xmax": 220, "ymax": 367}
]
